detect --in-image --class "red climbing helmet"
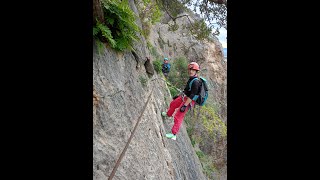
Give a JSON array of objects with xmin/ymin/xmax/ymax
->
[{"xmin": 188, "ymin": 62, "xmax": 200, "ymax": 71}]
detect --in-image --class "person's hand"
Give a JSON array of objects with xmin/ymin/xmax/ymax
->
[{"xmin": 180, "ymin": 105, "xmax": 187, "ymax": 112}]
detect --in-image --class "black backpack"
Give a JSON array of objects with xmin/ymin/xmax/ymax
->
[
  {"xmin": 188, "ymin": 77, "xmax": 209, "ymax": 106},
  {"xmin": 162, "ymin": 63, "xmax": 171, "ymax": 73}
]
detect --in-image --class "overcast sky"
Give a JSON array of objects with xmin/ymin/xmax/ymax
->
[{"xmin": 218, "ymin": 27, "xmax": 227, "ymax": 48}]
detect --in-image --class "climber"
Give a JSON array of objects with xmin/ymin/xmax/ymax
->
[
  {"xmin": 162, "ymin": 57, "xmax": 171, "ymax": 78},
  {"xmin": 162, "ymin": 62, "xmax": 201, "ymax": 140}
]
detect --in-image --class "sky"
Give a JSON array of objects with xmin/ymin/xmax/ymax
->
[{"xmin": 218, "ymin": 27, "xmax": 227, "ymax": 48}]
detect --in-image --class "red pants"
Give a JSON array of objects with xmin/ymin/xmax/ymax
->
[{"xmin": 166, "ymin": 95, "xmax": 195, "ymax": 135}]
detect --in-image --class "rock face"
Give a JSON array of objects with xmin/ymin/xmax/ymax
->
[
  {"xmin": 93, "ymin": 44, "xmax": 205, "ymax": 180},
  {"xmin": 148, "ymin": 11, "xmax": 227, "ymax": 123},
  {"xmin": 93, "ymin": 0, "xmax": 227, "ymax": 179},
  {"xmin": 148, "ymin": 12, "xmax": 227, "ymax": 180},
  {"xmin": 136, "ymin": 0, "xmax": 227, "ymax": 121}
]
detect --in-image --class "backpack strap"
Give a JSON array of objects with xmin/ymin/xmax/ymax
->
[{"xmin": 188, "ymin": 78, "xmax": 199, "ymax": 91}]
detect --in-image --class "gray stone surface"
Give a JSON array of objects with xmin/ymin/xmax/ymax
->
[
  {"xmin": 93, "ymin": 43, "xmax": 206, "ymax": 179},
  {"xmin": 93, "ymin": 1, "xmax": 227, "ymax": 179}
]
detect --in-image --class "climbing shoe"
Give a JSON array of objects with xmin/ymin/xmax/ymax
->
[
  {"xmin": 161, "ymin": 112, "xmax": 167, "ymax": 117},
  {"xmin": 166, "ymin": 133, "xmax": 176, "ymax": 140}
]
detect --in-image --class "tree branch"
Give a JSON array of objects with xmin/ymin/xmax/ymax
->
[
  {"xmin": 157, "ymin": 0, "xmax": 195, "ymax": 29},
  {"xmin": 208, "ymin": 0, "xmax": 227, "ymax": 5},
  {"xmin": 173, "ymin": 14, "xmax": 189, "ymax": 21}
]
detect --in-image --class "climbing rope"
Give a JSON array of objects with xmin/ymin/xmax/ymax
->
[
  {"xmin": 108, "ymin": 88, "xmax": 154, "ymax": 180},
  {"xmin": 151, "ymin": 77, "xmax": 183, "ymax": 93}
]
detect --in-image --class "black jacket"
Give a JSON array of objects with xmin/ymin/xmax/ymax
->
[
  {"xmin": 162, "ymin": 63, "xmax": 171, "ymax": 73},
  {"xmin": 183, "ymin": 76, "xmax": 201, "ymax": 100}
]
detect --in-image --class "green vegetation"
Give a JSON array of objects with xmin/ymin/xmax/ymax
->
[
  {"xmin": 148, "ymin": 43, "xmax": 161, "ymax": 60},
  {"xmin": 200, "ymin": 105, "xmax": 227, "ymax": 141},
  {"xmin": 196, "ymin": 149, "xmax": 218, "ymax": 179},
  {"xmin": 195, "ymin": 149, "xmax": 218, "ymax": 179},
  {"xmin": 184, "ymin": 104, "xmax": 226, "ymax": 144},
  {"xmin": 93, "ymin": 0, "xmax": 140, "ymax": 52},
  {"xmin": 190, "ymin": 20, "xmax": 212, "ymax": 41},
  {"xmin": 139, "ymin": 75, "xmax": 148, "ymax": 87},
  {"xmin": 152, "ymin": 59, "xmax": 162, "ymax": 74},
  {"xmin": 159, "ymin": 0, "xmax": 227, "ymax": 37},
  {"xmin": 168, "ymin": 21, "xmax": 179, "ymax": 32},
  {"xmin": 196, "ymin": 150, "xmax": 205, "ymax": 159},
  {"xmin": 157, "ymin": 31, "xmax": 166, "ymax": 50},
  {"xmin": 136, "ymin": 0, "xmax": 162, "ymax": 38},
  {"xmin": 184, "ymin": 103, "xmax": 226, "ymax": 179},
  {"xmin": 167, "ymin": 57, "xmax": 189, "ymax": 90},
  {"xmin": 168, "ymin": 86, "xmax": 179, "ymax": 97}
]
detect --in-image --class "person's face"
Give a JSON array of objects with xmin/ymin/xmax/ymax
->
[{"xmin": 188, "ymin": 69, "xmax": 196, "ymax": 76}]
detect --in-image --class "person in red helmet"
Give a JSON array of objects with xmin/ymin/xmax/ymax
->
[{"xmin": 162, "ymin": 62, "xmax": 201, "ymax": 140}]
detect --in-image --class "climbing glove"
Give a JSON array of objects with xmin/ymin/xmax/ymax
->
[{"xmin": 180, "ymin": 105, "xmax": 187, "ymax": 112}]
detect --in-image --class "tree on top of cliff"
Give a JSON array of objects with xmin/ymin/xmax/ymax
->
[{"xmin": 157, "ymin": 0, "xmax": 227, "ymax": 38}]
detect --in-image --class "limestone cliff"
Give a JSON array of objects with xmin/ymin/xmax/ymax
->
[{"xmin": 93, "ymin": 0, "xmax": 227, "ymax": 179}]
